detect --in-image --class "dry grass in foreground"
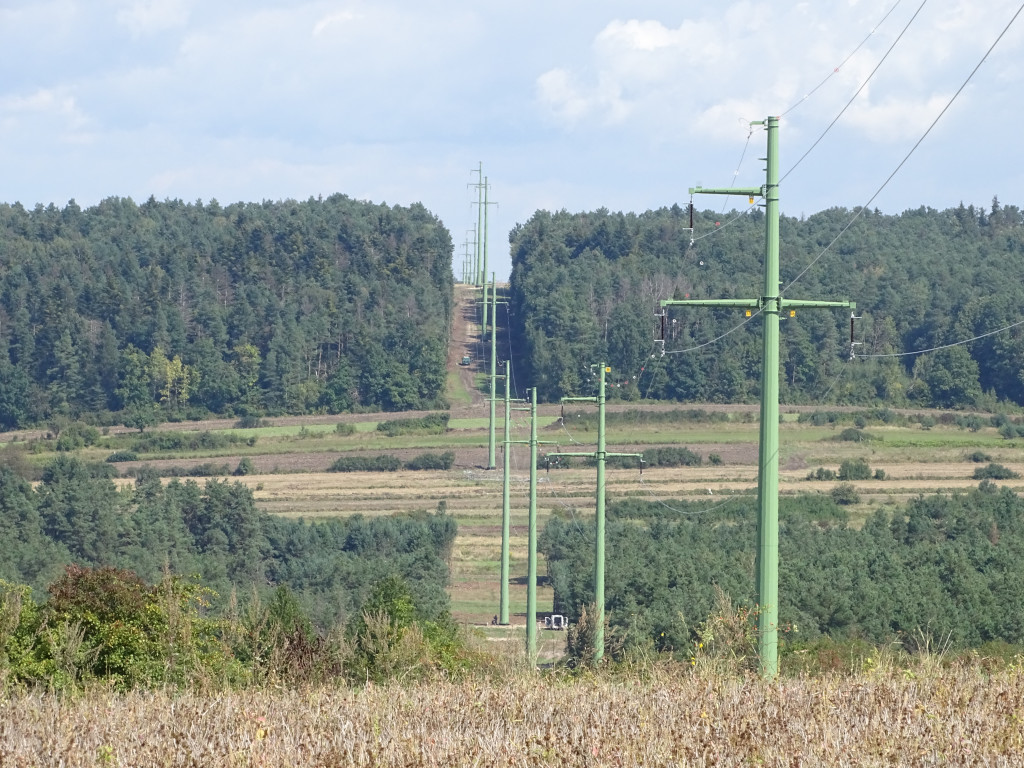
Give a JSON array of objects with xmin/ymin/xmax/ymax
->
[{"xmin": 2, "ymin": 664, "xmax": 1022, "ymax": 767}]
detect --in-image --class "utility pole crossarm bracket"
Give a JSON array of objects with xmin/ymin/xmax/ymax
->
[
  {"xmin": 661, "ymin": 298, "xmax": 760, "ymax": 309},
  {"xmin": 689, "ymin": 185, "xmax": 764, "ymax": 198},
  {"xmin": 662, "ymin": 298, "xmax": 856, "ymax": 311},
  {"xmin": 782, "ymin": 299, "xmax": 856, "ymax": 310}
]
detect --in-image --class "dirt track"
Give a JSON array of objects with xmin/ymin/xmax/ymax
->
[{"xmin": 447, "ymin": 284, "xmax": 486, "ymax": 406}]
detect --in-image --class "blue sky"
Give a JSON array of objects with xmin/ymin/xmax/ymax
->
[{"xmin": 2, "ymin": 1, "xmax": 1022, "ymax": 279}]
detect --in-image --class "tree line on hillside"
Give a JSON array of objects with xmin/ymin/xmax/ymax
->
[
  {"xmin": 0, "ymin": 195, "xmax": 453, "ymax": 430},
  {"xmin": 542, "ymin": 484, "xmax": 1024, "ymax": 653},
  {"xmin": 0, "ymin": 458, "xmax": 455, "ymax": 629},
  {"xmin": 509, "ymin": 200, "xmax": 1024, "ymax": 407}
]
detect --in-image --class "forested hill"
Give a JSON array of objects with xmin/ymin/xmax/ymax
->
[
  {"xmin": 509, "ymin": 201, "xmax": 1024, "ymax": 407},
  {"xmin": 0, "ymin": 195, "xmax": 453, "ymax": 429}
]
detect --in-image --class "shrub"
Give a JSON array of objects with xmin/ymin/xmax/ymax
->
[
  {"xmin": 998, "ymin": 423, "xmax": 1024, "ymax": 440},
  {"xmin": 707, "ymin": 453, "xmax": 723, "ymax": 466},
  {"xmin": 835, "ymin": 428, "xmax": 873, "ymax": 442},
  {"xmin": 131, "ymin": 431, "xmax": 255, "ymax": 453},
  {"xmin": 966, "ymin": 450, "xmax": 992, "ymax": 463},
  {"xmin": 807, "ymin": 467, "xmax": 837, "ymax": 481},
  {"xmin": 54, "ymin": 422, "xmax": 101, "ymax": 452},
  {"xmin": 403, "ymin": 451, "xmax": 455, "ymax": 471},
  {"xmin": 873, "ymin": 468, "xmax": 886, "ymax": 480},
  {"xmin": 830, "ymin": 483, "xmax": 860, "ymax": 505},
  {"xmin": 376, "ymin": 413, "xmax": 450, "ymax": 437},
  {"xmin": 234, "ymin": 458, "xmax": 255, "ymax": 476},
  {"xmin": 838, "ymin": 458, "xmax": 872, "ymax": 481},
  {"xmin": 125, "ymin": 463, "xmax": 231, "ymax": 478},
  {"xmin": 328, "ymin": 455, "xmax": 402, "ymax": 472},
  {"xmin": 608, "ymin": 446, "xmax": 701, "ymax": 469},
  {"xmin": 105, "ymin": 450, "xmax": 139, "ymax": 463},
  {"xmin": 234, "ymin": 415, "xmax": 271, "ymax": 429},
  {"xmin": 973, "ymin": 463, "xmax": 1020, "ymax": 480},
  {"xmin": 960, "ymin": 414, "xmax": 984, "ymax": 432},
  {"xmin": 41, "ymin": 566, "xmax": 226, "ymax": 690},
  {"xmin": 334, "ymin": 422, "xmax": 356, "ymax": 436}
]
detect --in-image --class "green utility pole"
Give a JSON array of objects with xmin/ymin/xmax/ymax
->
[
  {"xmin": 526, "ymin": 387, "xmax": 538, "ymax": 664},
  {"xmin": 460, "ymin": 237, "xmax": 473, "ymax": 284},
  {"xmin": 499, "ymin": 359, "xmax": 513, "ymax": 625},
  {"xmin": 507, "ymin": 387, "xmax": 552, "ymax": 663},
  {"xmin": 661, "ymin": 116, "xmax": 854, "ymax": 678},
  {"xmin": 488, "ymin": 273, "xmax": 499, "ymax": 469},
  {"xmin": 482, "ymin": 176, "xmax": 490, "ymax": 288},
  {"xmin": 481, "ymin": 279, "xmax": 489, "ymax": 359},
  {"xmin": 557, "ymin": 364, "xmax": 642, "ymax": 662},
  {"xmin": 472, "ymin": 163, "xmax": 483, "ymax": 288}
]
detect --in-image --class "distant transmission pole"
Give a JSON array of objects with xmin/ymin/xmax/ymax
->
[
  {"xmin": 460, "ymin": 237, "xmax": 474, "ymax": 284},
  {"xmin": 470, "ymin": 163, "xmax": 484, "ymax": 288},
  {"xmin": 471, "ymin": 173, "xmax": 497, "ymax": 331},
  {"xmin": 660, "ymin": 116, "xmax": 855, "ymax": 678},
  {"xmin": 487, "ymin": 273, "xmax": 501, "ymax": 469}
]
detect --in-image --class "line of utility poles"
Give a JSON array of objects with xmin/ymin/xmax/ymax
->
[{"xmin": 484, "ymin": 121, "xmax": 849, "ymax": 676}]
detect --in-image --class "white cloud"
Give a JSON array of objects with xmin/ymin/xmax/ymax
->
[
  {"xmin": 312, "ymin": 9, "xmax": 360, "ymax": 36},
  {"xmin": 844, "ymin": 93, "xmax": 952, "ymax": 142},
  {"xmin": 0, "ymin": 87, "xmax": 91, "ymax": 136},
  {"xmin": 115, "ymin": 0, "xmax": 191, "ymax": 36}
]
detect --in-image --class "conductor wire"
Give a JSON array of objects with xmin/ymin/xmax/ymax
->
[{"xmin": 781, "ymin": 0, "xmax": 1024, "ymax": 298}]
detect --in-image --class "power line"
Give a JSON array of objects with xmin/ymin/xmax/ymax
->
[
  {"xmin": 664, "ymin": 3, "xmax": 1023, "ymax": 369},
  {"xmin": 780, "ymin": 0, "xmax": 907, "ymax": 119},
  {"xmin": 780, "ymin": 0, "xmax": 929, "ymax": 185},
  {"xmin": 858, "ymin": 316, "xmax": 1024, "ymax": 359},
  {"xmin": 661, "ymin": 311, "xmax": 760, "ymax": 356},
  {"xmin": 780, "ymin": 0, "xmax": 1024, "ymax": 298}
]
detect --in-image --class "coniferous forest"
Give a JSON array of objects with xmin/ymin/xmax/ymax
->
[
  {"xmin": 0, "ymin": 459, "xmax": 455, "ymax": 630},
  {"xmin": 509, "ymin": 200, "xmax": 1024, "ymax": 408},
  {"xmin": 542, "ymin": 484, "xmax": 1024, "ymax": 652},
  {"xmin": 0, "ymin": 195, "xmax": 453, "ymax": 430}
]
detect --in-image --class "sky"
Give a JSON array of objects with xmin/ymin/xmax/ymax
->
[{"xmin": 2, "ymin": 0, "xmax": 1023, "ymax": 280}]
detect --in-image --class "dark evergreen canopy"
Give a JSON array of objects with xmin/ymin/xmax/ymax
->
[{"xmin": 0, "ymin": 195, "xmax": 453, "ymax": 428}]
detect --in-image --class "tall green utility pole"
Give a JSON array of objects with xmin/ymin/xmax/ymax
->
[
  {"xmin": 507, "ymin": 387, "xmax": 552, "ymax": 663},
  {"xmin": 526, "ymin": 387, "xmax": 538, "ymax": 663},
  {"xmin": 488, "ymin": 273, "xmax": 499, "ymax": 469},
  {"xmin": 499, "ymin": 360, "xmax": 514, "ymax": 625},
  {"xmin": 557, "ymin": 364, "xmax": 641, "ymax": 662},
  {"xmin": 660, "ymin": 116, "xmax": 854, "ymax": 678}
]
